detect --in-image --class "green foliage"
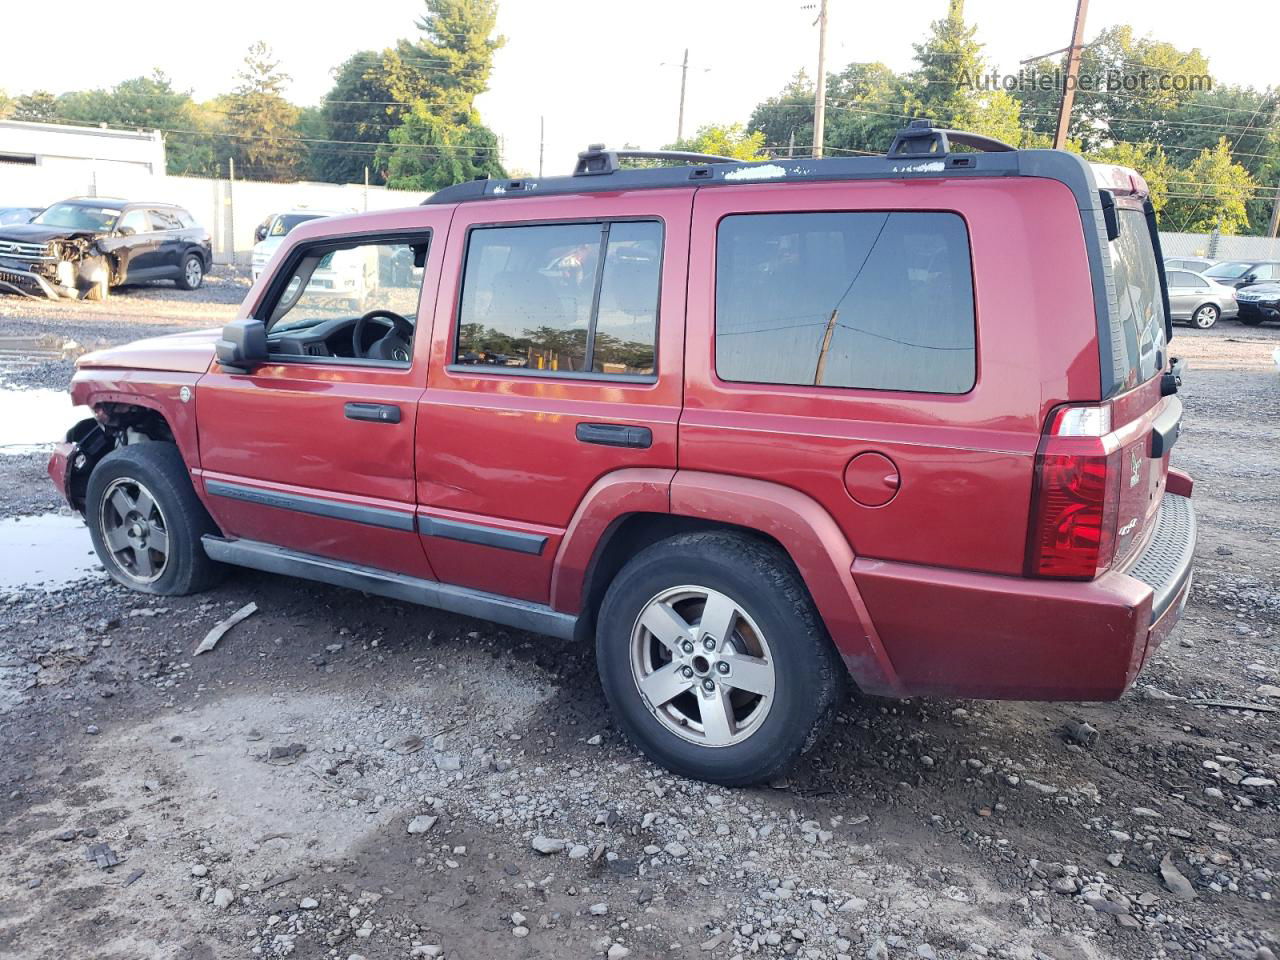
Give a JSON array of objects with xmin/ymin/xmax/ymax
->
[
  {"xmin": 1163, "ymin": 138, "xmax": 1258, "ymax": 234},
  {"xmin": 12, "ymin": 91, "xmax": 58, "ymax": 122},
  {"xmin": 910, "ymin": 0, "xmax": 984, "ymax": 130},
  {"xmin": 409, "ymin": 0, "xmax": 504, "ymax": 121},
  {"xmin": 665, "ymin": 123, "xmax": 766, "ymax": 161},
  {"xmin": 223, "ymin": 42, "xmax": 303, "ymax": 181},
  {"xmin": 748, "ymin": 71, "xmax": 815, "ymax": 154},
  {"xmin": 313, "ymin": 49, "xmax": 422, "ymax": 184},
  {"xmin": 0, "ymin": 90, "xmax": 11, "ymax": 119},
  {"xmin": 379, "ymin": 102, "xmax": 504, "ymax": 191}
]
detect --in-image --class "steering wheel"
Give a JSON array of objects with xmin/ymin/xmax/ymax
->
[{"xmin": 352, "ymin": 309, "xmax": 414, "ymax": 362}]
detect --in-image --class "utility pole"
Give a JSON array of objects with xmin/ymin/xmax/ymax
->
[
  {"xmin": 677, "ymin": 49, "xmax": 689, "ymax": 142},
  {"xmin": 788, "ymin": 129, "xmax": 796, "ymax": 158},
  {"xmin": 813, "ymin": 0, "xmax": 828, "ymax": 158},
  {"xmin": 813, "ymin": 308, "xmax": 838, "ymax": 385},
  {"xmin": 1268, "ymin": 182, "xmax": 1280, "ymax": 238},
  {"xmin": 226, "ymin": 157, "xmax": 237, "ymax": 268},
  {"xmin": 1053, "ymin": 0, "xmax": 1090, "ymax": 149},
  {"xmin": 539, "ymin": 115, "xmax": 545, "ymax": 178},
  {"xmin": 363, "ymin": 166, "xmax": 369, "ymax": 212}
]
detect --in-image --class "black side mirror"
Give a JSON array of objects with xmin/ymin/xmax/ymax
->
[
  {"xmin": 117, "ymin": 225, "xmax": 136, "ymax": 237},
  {"xmin": 255, "ymin": 224, "xmax": 268, "ymax": 242},
  {"xmin": 215, "ymin": 318, "xmax": 267, "ymax": 373}
]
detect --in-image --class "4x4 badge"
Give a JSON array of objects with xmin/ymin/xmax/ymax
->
[{"xmin": 1129, "ymin": 448, "xmax": 1142, "ymax": 487}]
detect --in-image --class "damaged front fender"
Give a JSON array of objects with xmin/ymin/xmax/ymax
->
[{"xmin": 48, "ymin": 418, "xmax": 112, "ymax": 512}]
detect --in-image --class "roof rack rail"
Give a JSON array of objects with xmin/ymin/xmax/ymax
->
[
  {"xmin": 574, "ymin": 143, "xmax": 736, "ymax": 177},
  {"xmin": 886, "ymin": 119, "xmax": 1014, "ymax": 158}
]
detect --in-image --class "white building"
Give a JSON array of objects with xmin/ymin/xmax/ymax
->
[{"xmin": 0, "ymin": 119, "xmax": 166, "ymax": 177}]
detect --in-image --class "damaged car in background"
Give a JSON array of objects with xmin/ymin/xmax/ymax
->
[{"xmin": 0, "ymin": 198, "xmax": 212, "ymax": 301}]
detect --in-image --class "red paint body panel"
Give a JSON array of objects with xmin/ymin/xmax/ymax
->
[
  {"xmin": 414, "ymin": 190, "xmax": 691, "ymax": 603},
  {"xmin": 682, "ymin": 178, "xmax": 1100, "ymax": 577},
  {"xmin": 77, "ymin": 328, "xmax": 219, "ymax": 374},
  {"xmin": 70, "ymin": 368, "xmax": 203, "ymax": 469},
  {"xmin": 550, "ymin": 468, "xmax": 675, "ymax": 613},
  {"xmin": 670, "ymin": 470, "xmax": 902, "ymax": 696},
  {"xmin": 853, "ymin": 556, "xmax": 1154, "ymax": 699}
]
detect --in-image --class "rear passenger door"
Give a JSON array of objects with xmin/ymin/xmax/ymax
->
[
  {"xmin": 416, "ymin": 190, "xmax": 691, "ymax": 603},
  {"xmin": 1165, "ymin": 270, "xmax": 1202, "ymax": 317},
  {"xmin": 146, "ymin": 207, "xmax": 185, "ymax": 275}
]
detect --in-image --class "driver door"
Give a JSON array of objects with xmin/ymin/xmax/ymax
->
[{"xmin": 195, "ymin": 222, "xmax": 446, "ymax": 579}]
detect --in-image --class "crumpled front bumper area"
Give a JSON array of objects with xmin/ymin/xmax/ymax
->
[{"xmin": 0, "ymin": 264, "xmax": 68, "ymax": 299}]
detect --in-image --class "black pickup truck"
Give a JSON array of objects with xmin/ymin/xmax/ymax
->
[{"xmin": 0, "ymin": 197, "xmax": 213, "ymax": 301}]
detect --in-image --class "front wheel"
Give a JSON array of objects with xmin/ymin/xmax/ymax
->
[
  {"xmin": 86, "ymin": 442, "xmax": 224, "ymax": 595},
  {"xmin": 176, "ymin": 253, "xmax": 204, "ymax": 291},
  {"xmin": 1191, "ymin": 304, "xmax": 1219, "ymax": 329},
  {"xmin": 596, "ymin": 531, "xmax": 846, "ymax": 786}
]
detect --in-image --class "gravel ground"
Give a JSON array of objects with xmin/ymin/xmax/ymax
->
[{"xmin": 0, "ymin": 294, "xmax": 1276, "ymax": 960}]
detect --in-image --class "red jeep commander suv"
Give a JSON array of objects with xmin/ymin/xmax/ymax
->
[{"xmin": 50, "ymin": 123, "xmax": 1195, "ymax": 785}]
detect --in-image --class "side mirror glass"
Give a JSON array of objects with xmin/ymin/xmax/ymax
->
[{"xmin": 215, "ymin": 318, "xmax": 267, "ymax": 373}]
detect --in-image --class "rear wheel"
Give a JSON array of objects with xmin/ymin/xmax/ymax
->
[
  {"xmin": 86, "ymin": 442, "xmax": 224, "ymax": 595},
  {"xmin": 596, "ymin": 531, "xmax": 845, "ymax": 785},
  {"xmin": 1191, "ymin": 304, "xmax": 1219, "ymax": 329},
  {"xmin": 176, "ymin": 253, "xmax": 204, "ymax": 290}
]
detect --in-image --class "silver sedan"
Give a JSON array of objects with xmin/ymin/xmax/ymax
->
[{"xmin": 1164, "ymin": 269, "xmax": 1238, "ymax": 329}]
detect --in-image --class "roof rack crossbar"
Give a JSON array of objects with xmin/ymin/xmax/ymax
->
[
  {"xmin": 574, "ymin": 143, "xmax": 736, "ymax": 177},
  {"xmin": 887, "ymin": 119, "xmax": 1014, "ymax": 158}
]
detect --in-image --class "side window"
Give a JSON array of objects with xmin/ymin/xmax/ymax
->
[
  {"xmin": 1186, "ymin": 274, "xmax": 1209, "ymax": 289},
  {"xmin": 715, "ymin": 211, "xmax": 975, "ymax": 394},
  {"xmin": 264, "ymin": 235, "xmax": 429, "ymax": 365},
  {"xmin": 1256, "ymin": 264, "xmax": 1277, "ymax": 280},
  {"xmin": 148, "ymin": 208, "xmax": 182, "ymax": 231},
  {"xmin": 116, "ymin": 209, "xmax": 150, "ymax": 235},
  {"xmin": 1166, "ymin": 270, "xmax": 1195, "ymax": 287},
  {"xmin": 455, "ymin": 220, "xmax": 661, "ymax": 377}
]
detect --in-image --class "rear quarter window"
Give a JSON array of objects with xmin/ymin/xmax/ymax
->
[
  {"xmin": 1107, "ymin": 207, "xmax": 1167, "ymax": 391},
  {"xmin": 714, "ymin": 211, "xmax": 976, "ymax": 394}
]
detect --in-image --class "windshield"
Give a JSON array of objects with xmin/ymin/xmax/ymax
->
[
  {"xmin": 32, "ymin": 203, "xmax": 121, "ymax": 232},
  {"xmin": 1107, "ymin": 206, "xmax": 1167, "ymax": 392},
  {"xmin": 270, "ymin": 214, "xmax": 323, "ymax": 237},
  {"xmin": 1205, "ymin": 261, "xmax": 1252, "ymax": 279}
]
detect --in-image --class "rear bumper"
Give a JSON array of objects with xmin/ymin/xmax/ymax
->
[{"xmin": 853, "ymin": 491, "xmax": 1196, "ymax": 700}]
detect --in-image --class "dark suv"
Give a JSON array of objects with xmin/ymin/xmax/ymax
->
[
  {"xmin": 1202, "ymin": 259, "xmax": 1280, "ymax": 290},
  {"xmin": 48, "ymin": 125, "xmax": 1196, "ymax": 785},
  {"xmin": 0, "ymin": 197, "xmax": 212, "ymax": 301}
]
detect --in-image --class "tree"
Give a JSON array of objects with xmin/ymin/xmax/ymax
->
[
  {"xmin": 12, "ymin": 91, "xmax": 58, "ymax": 122},
  {"xmin": 665, "ymin": 123, "xmax": 766, "ymax": 161},
  {"xmin": 910, "ymin": 0, "xmax": 984, "ymax": 129},
  {"xmin": 748, "ymin": 71, "xmax": 815, "ymax": 154},
  {"xmin": 0, "ymin": 90, "xmax": 11, "ymax": 119},
  {"xmin": 407, "ymin": 0, "xmax": 504, "ymax": 121},
  {"xmin": 379, "ymin": 102, "xmax": 504, "ymax": 190},
  {"xmin": 223, "ymin": 42, "xmax": 303, "ymax": 181},
  {"xmin": 313, "ymin": 48, "xmax": 435, "ymax": 184},
  {"xmin": 1163, "ymin": 138, "xmax": 1258, "ymax": 234},
  {"xmin": 1015, "ymin": 26, "xmax": 1211, "ymax": 153},
  {"xmin": 377, "ymin": 0, "xmax": 508, "ymax": 190}
]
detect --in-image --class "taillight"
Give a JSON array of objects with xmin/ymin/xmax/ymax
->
[{"xmin": 1026, "ymin": 405, "xmax": 1121, "ymax": 579}]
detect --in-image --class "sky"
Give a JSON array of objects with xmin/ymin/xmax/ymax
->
[{"xmin": 2, "ymin": 0, "xmax": 1277, "ymax": 178}]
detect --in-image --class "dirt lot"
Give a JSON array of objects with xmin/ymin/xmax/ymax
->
[{"xmin": 0, "ymin": 282, "xmax": 1276, "ymax": 960}]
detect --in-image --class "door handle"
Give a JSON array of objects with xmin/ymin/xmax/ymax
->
[
  {"xmin": 344, "ymin": 402, "xmax": 401, "ymax": 424},
  {"xmin": 575, "ymin": 422, "xmax": 652, "ymax": 449}
]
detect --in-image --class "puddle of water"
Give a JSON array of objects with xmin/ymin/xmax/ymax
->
[
  {"xmin": 0, "ymin": 388, "xmax": 92, "ymax": 455},
  {"xmin": 0, "ymin": 513, "xmax": 102, "ymax": 591}
]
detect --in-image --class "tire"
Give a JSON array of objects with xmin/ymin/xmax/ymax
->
[
  {"xmin": 86, "ymin": 442, "xmax": 225, "ymax": 596},
  {"xmin": 595, "ymin": 531, "xmax": 846, "ymax": 786},
  {"xmin": 1191, "ymin": 303, "xmax": 1219, "ymax": 329},
  {"xmin": 176, "ymin": 253, "xmax": 204, "ymax": 291}
]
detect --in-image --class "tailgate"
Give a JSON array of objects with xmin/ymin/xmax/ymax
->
[{"xmin": 1111, "ymin": 392, "xmax": 1180, "ymax": 568}]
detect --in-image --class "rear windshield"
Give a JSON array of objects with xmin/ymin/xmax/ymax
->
[
  {"xmin": 1107, "ymin": 207, "xmax": 1166, "ymax": 392},
  {"xmin": 1204, "ymin": 261, "xmax": 1251, "ymax": 280}
]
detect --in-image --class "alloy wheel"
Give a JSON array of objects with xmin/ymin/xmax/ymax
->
[
  {"xmin": 629, "ymin": 585, "xmax": 775, "ymax": 748},
  {"xmin": 185, "ymin": 257, "xmax": 203, "ymax": 288},
  {"xmin": 99, "ymin": 477, "xmax": 170, "ymax": 584},
  {"xmin": 1193, "ymin": 305, "xmax": 1217, "ymax": 329}
]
